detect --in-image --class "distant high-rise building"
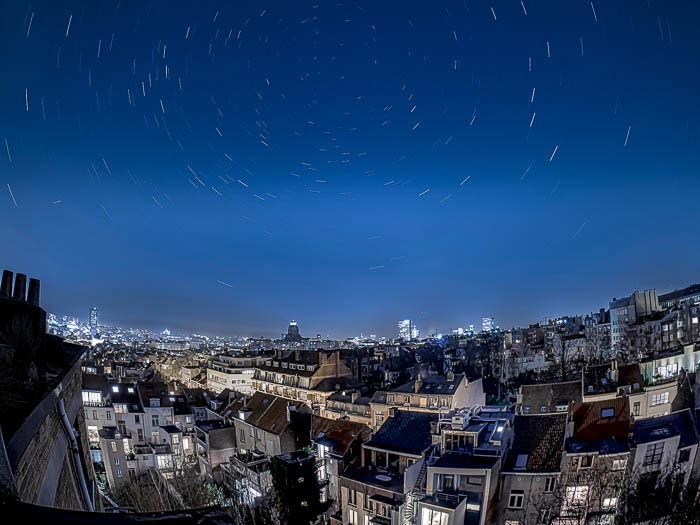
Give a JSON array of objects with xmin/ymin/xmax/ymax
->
[
  {"xmin": 89, "ymin": 306, "xmax": 98, "ymax": 330},
  {"xmin": 398, "ymin": 319, "xmax": 419, "ymax": 340},
  {"xmin": 482, "ymin": 317, "xmax": 495, "ymax": 333}
]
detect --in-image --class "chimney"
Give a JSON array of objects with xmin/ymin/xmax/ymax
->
[
  {"xmin": 286, "ymin": 403, "xmax": 297, "ymax": 422},
  {"xmin": 414, "ymin": 377, "xmax": 423, "ymax": 393},
  {"xmin": 1, "ymin": 270, "xmax": 13, "ymax": 297},
  {"xmin": 13, "ymin": 273, "xmax": 27, "ymax": 301},
  {"xmin": 27, "ymin": 278, "xmax": 40, "ymax": 306}
]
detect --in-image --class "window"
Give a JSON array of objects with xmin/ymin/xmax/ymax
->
[
  {"xmin": 112, "ymin": 386, "xmax": 120, "ymax": 393},
  {"xmin": 441, "ymin": 474, "xmax": 455, "ymax": 492},
  {"xmin": 185, "ymin": 416, "xmax": 192, "ymax": 424},
  {"xmin": 467, "ymin": 476, "xmax": 482, "ymax": 486},
  {"xmin": 540, "ymin": 406, "xmax": 547, "ymax": 413},
  {"xmin": 152, "ymin": 415, "xmax": 159, "ymax": 427},
  {"xmin": 137, "ymin": 428, "xmax": 144, "ymax": 441},
  {"xmin": 644, "ymin": 443, "xmax": 664, "ymax": 466},
  {"xmin": 348, "ymin": 489, "xmax": 357, "ymax": 506},
  {"xmin": 239, "ymin": 429, "xmax": 246, "ymax": 444},
  {"xmin": 150, "ymin": 398, "xmax": 160, "ymax": 408},
  {"xmin": 508, "ymin": 490, "xmax": 524, "ymax": 509},
  {"xmin": 651, "ymin": 392, "xmax": 669, "ymax": 406},
  {"xmin": 612, "ymin": 458, "xmax": 627, "ymax": 471},
  {"xmin": 544, "ymin": 476, "xmax": 555, "ymax": 493},
  {"xmin": 515, "ymin": 454, "xmax": 528, "ymax": 470},
  {"xmin": 87, "ymin": 426, "xmax": 99, "ymax": 443},
  {"xmin": 633, "ymin": 402, "xmax": 640, "ymax": 416},
  {"xmin": 135, "ymin": 415, "xmax": 140, "ymax": 424},
  {"xmin": 679, "ymin": 449, "xmax": 691, "ymax": 463},
  {"xmin": 106, "ymin": 411, "xmax": 112, "ymax": 420},
  {"xmin": 421, "ymin": 508, "xmax": 449, "ymax": 525},
  {"xmin": 602, "ymin": 497, "xmax": 618, "ymax": 509},
  {"xmin": 116, "ymin": 468, "xmax": 122, "ymax": 478},
  {"xmin": 579, "ymin": 455, "xmax": 594, "ymax": 469},
  {"xmin": 601, "ymin": 408, "xmax": 615, "ymax": 418},
  {"xmin": 92, "ymin": 410, "xmax": 98, "ymax": 420},
  {"xmin": 114, "ymin": 404, "xmax": 127, "ymax": 414},
  {"xmin": 348, "ymin": 508, "xmax": 358, "ymax": 525},
  {"xmin": 114, "ymin": 456, "xmax": 119, "ymax": 465},
  {"xmin": 83, "ymin": 391, "xmax": 101, "ymax": 405},
  {"xmin": 111, "ymin": 442, "xmax": 117, "ymax": 452},
  {"xmin": 156, "ymin": 455, "xmax": 173, "ymax": 470},
  {"xmin": 172, "ymin": 434, "xmax": 180, "ymax": 445},
  {"xmin": 563, "ymin": 486, "xmax": 588, "ymax": 514}
]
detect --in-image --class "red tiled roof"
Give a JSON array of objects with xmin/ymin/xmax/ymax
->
[{"xmin": 571, "ymin": 398, "xmax": 631, "ymax": 441}]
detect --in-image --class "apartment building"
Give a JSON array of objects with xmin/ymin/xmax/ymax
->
[
  {"xmin": 252, "ymin": 349, "xmax": 359, "ymax": 406},
  {"xmin": 414, "ymin": 406, "xmax": 514, "ymax": 525},
  {"xmin": 370, "ymin": 373, "xmax": 484, "ymax": 430},
  {"xmin": 339, "ymin": 410, "xmax": 438, "ymax": 525}
]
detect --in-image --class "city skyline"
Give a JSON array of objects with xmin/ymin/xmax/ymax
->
[
  {"xmin": 43, "ymin": 277, "xmax": 699, "ymax": 340},
  {"xmin": 3, "ymin": 1, "xmax": 700, "ymax": 338}
]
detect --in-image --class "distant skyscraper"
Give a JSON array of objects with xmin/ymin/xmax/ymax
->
[
  {"xmin": 398, "ymin": 319, "xmax": 419, "ymax": 340},
  {"xmin": 89, "ymin": 307, "xmax": 98, "ymax": 330},
  {"xmin": 482, "ymin": 317, "xmax": 495, "ymax": 333}
]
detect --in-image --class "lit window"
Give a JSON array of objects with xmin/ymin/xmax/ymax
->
[
  {"xmin": 112, "ymin": 386, "xmax": 120, "ymax": 393},
  {"xmin": 563, "ymin": 485, "xmax": 589, "ymax": 514},
  {"xmin": 612, "ymin": 458, "xmax": 627, "ymax": 471},
  {"xmin": 421, "ymin": 507, "xmax": 449, "ymax": 525},
  {"xmin": 602, "ymin": 497, "xmax": 618, "ymax": 509},
  {"xmin": 651, "ymin": 392, "xmax": 669, "ymax": 406}
]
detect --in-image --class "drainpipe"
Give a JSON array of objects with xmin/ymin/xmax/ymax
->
[{"xmin": 58, "ymin": 398, "xmax": 95, "ymax": 512}]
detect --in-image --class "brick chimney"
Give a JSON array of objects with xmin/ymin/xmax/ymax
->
[
  {"xmin": 12, "ymin": 273, "xmax": 27, "ymax": 301},
  {"xmin": 0, "ymin": 270, "xmax": 12, "ymax": 297},
  {"xmin": 27, "ymin": 278, "xmax": 40, "ymax": 306}
]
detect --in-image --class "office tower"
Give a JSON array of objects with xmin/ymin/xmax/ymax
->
[
  {"xmin": 89, "ymin": 307, "xmax": 98, "ymax": 330},
  {"xmin": 482, "ymin": 317, "xmax": 495, "ymax": 333},
  {"xmin": 398, "ymin": 319, "xmax": 419, "ymax": 340}
]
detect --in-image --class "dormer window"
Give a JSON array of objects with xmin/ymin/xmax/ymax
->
[{"xmin": 150, "ymin": 398, "xmax": 160, "ymax": 408}]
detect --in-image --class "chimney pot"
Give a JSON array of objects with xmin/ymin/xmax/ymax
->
[
  {"xmin": 13, "ymin": 273, "xmax": 27, "ymax": 301},
  {"xmin": 0, "ymin": 270, "xmax": 12, "ymax": 297},
  {"xmin": 28, "ymin": 278, "xmax": 40, "ymax": 306}
]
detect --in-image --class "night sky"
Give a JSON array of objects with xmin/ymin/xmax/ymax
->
[{"xmin": 1, "ymin": 1, "xmax": 698, "ymax": 338}]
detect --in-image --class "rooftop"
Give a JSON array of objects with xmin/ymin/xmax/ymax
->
[
  {"xmin": 365, "ymin": 410, "xmax": 438, "ymax": 456},
  {"xmin": 503, "ymin": 414, "xmax": 567, "ymax": 472},
  {"xmin": 632, "ymin": 409, "xmax": 698, "ymax": 447}
]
